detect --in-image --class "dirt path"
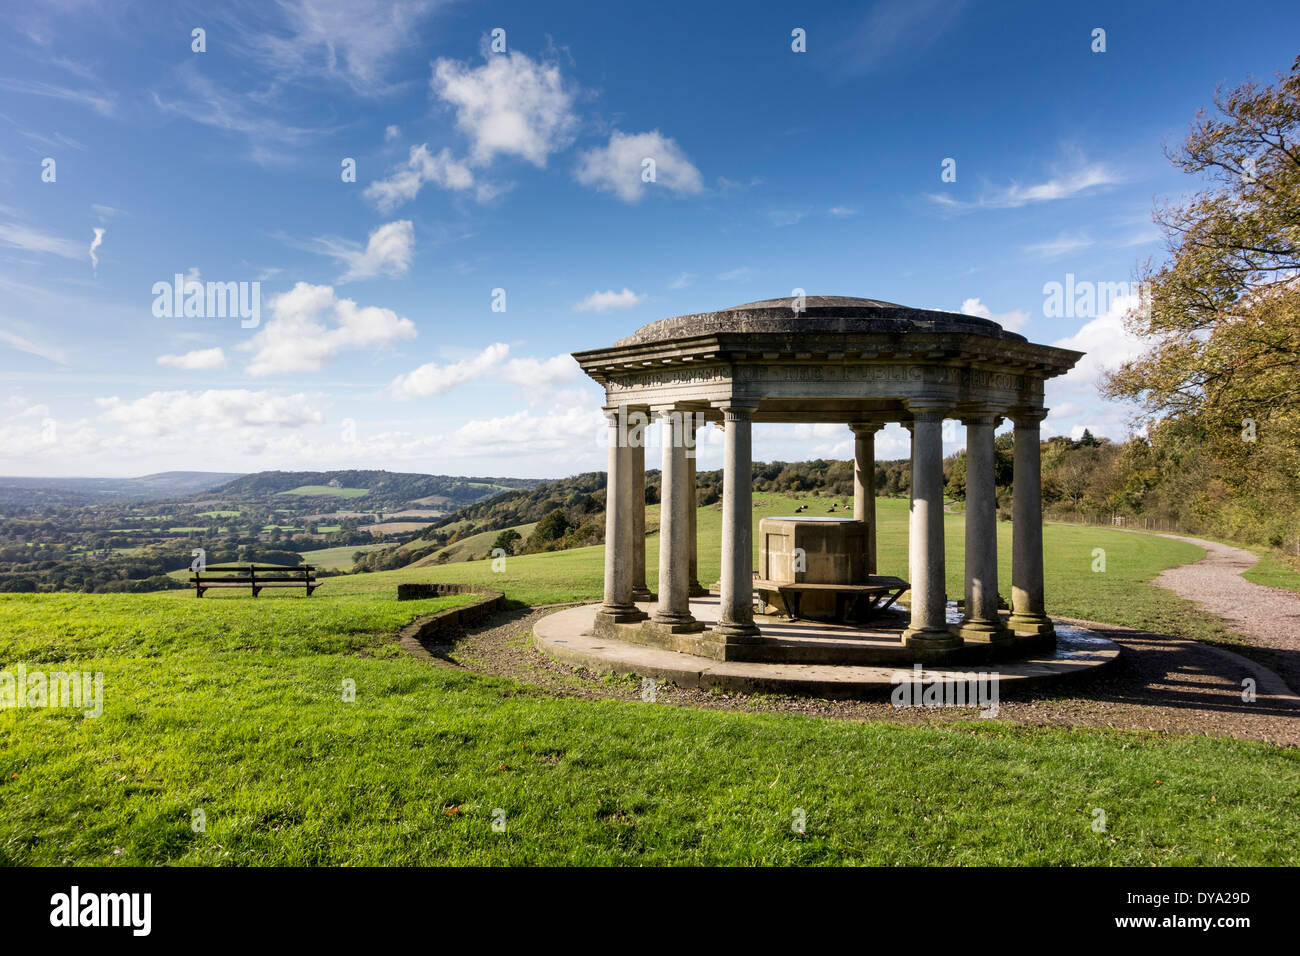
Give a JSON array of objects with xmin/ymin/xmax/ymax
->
[
  {"xmin": 404, "ymin": 605, "xmax": 1300, "ymax": 747},
  {"xmin": 1150, "ymin": 535, "xmax": 1300, "ymax": 693}
]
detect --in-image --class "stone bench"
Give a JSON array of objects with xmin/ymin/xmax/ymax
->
[{"xmin": 753, "ymin": 576, "xmax": 908, "ymax": 623}]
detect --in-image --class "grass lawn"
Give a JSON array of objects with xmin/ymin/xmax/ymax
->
[
  {"xmin": 3, "ymin": 495, "xmax": 1298, "ymax": 866},
  {"xmin": 1244, "ymin": 550, "xmax": 1300, "ymax": 593},
  {"xmin": 302, "ymin": 544, "xmax": 388, "ymax": 571}
]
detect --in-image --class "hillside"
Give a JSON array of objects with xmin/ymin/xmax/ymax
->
[
  {"xmin": 0, "ymin": 471, "xmax": 243, "ymax": 508},
  {"xmin": 208, "ymin": 470, "xmax": 536, "ymax": 511}
]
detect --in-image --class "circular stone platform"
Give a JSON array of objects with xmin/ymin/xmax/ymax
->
[{"xmin": 535, "ymin": 596, "xmax": 1119, "ymax": 699}]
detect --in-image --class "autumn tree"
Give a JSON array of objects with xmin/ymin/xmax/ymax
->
[{"xmin": 1104, "ymin": 55, "xmax": 1300, "ymax": 422}]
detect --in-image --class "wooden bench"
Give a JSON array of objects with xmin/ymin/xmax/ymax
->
[
  {"xmin": 191, "ymin": 563, "xmax": 318, "ymax": 598},
  {"xmin": 753, "ymin": 575, "xmax": 908, "ymax": 623}
]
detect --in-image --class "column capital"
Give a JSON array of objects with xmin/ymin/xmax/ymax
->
[
  {"xmin": 959, "ymin": 404, "xmax": 1006, "ymax": 427},
  {"xmin": 713, "ymin": 402, "xmax": 758, "ymax": 422},
  {"xmin": 849, "ymin": 421, "xmax": 884, "ymax": 437},
  {"xmin": 906, "ymin": 400, "xmax": 948, "ymax": 424},
  {"xmin": 1011, "ymin": 407, "xmax": 1050, "ymax": 427}
]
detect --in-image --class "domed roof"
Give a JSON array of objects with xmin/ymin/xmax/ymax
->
[{"xmin": 614, "ymin": 295, "xmax": 1025, "ymax": 346}]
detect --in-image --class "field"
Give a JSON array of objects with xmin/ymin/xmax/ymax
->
[
  {"xmin": 2, "ymin": 495, "xmax": 1298, "ymax": 865},
  {"xmin": 278, "ymin": 485, "xmax": 370, "ymax": 499}
]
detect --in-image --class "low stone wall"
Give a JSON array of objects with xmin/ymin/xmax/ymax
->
[{"xmin": 395, "ymin": 583, "xmax": 505, "ymax": 647}]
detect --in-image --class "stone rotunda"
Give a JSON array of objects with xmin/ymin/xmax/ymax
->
[{"xmin": 550, "ymin": 295, "xmax": 1092, "ymax": 679}]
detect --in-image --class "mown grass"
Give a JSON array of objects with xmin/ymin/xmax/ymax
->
[
  {"xmin": 3, "ymin": 496, "xmax": 1298, "ymax": 865},
  {"xmin": 1244, "ymin": 550, "xmax": 1300, "ymax": 594}
]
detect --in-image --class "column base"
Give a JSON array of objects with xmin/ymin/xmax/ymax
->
[
  {"xmin": 644, "ymin": 617, "xmax": 706, "ymax": 637},
  {"xmin": 903, "ymin": 626, "xmax": 964, "ymax": 650},
  {"xmin": 688, "ymin": 582, "xmax": 709, "ymax": 597},
  {"xmin": 954, "ymin": 620, "xmax": 1016, "ymax": 644},
  {"xmin": 631, "ymin": 587, "xmax": 656, "ymax": 602},
  {"xmin": 594, "ymin": 605, "xmax": 647, "ymax": 635},
  {"xmin": 1007, "ymin": 614, "xmax": 1055, "ymax": 637},
  {"xmin": 699, "ymin": 622, "xmax": 764, "ymax": 661}
]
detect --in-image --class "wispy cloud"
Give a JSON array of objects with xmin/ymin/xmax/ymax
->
[
  {"xmin": 717, "ymin": 266, "xmax": 754, "ymax": 281},
  {"xmin": 231, "ymin": 0, "xmax": 443, "ymax": 96},
  {"xmin": 928, "ymin": 162, "xmax": 1120, "ymax": 212},
  {"xmin": 89, "ymin": 228, "xmax": 105, "ymax": 273},
  {"xmin": 669, "ymin": 272, "xmax": 696, "ymax": 289},
  {"xmin": 0, "ymin": 77, "xmax": 116, "ymax": 117},
  {"xmin": 151, "ymin": 64, "xmax": 333, "ymax": 164},
  {"xmin": 833, "ymin": 0, "xmax": 967, "ymax": 78},
  {"xmin": 0, "ymin": 325, "xmax": 68, "ymax": 364},
  {"xmin": 1023, "ymin": 233, "xmax": 1095, "ymax": 259},
  {"xmin": 0, "ymin": 221, "xmax": 86, "ymax": 260}
]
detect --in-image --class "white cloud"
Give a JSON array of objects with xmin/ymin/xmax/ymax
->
[
  {"xmin": 309, "ymin": 219, "xmax": 415, "ymax": 282},
  {"xmin": 97, "ymin": 389, "xmax": 323, "ymax": 438},
  {"xmin": 89, "ymin": 227, "xmax": 105, "ymax": 272},
  {"xmin": 364, "ymin": 144, "xmax": 497, "ymax": 212},
  {"xmin": 432, "ymin": 51, "xmax": 578, "ymax": 166},
  {"xmin": 717, "ymin": 266, "xmax": 753, "ymax": 281},
  {"xmin": 1045, "ymin": 293, "xmax": 1149, "ymax": 440},
  {"xmin": 1023, "ymin": 233, "xmax": 1094, "ymax": 258},
  {"xmin": 151, "ymin": 65, "xmax": 331, "ymax": 165},
  {"xmin": 388, "ymin": 343, "xmax": 580, "ymax": 399},
  {"xmin": 574, "ymin": 130, "xmax": 703, "ymax": 203},
  {"xmin": 0, "ymin": 77, "xmax": 116, "ymax": 117},
  {"xmin": 959, "ymin": 297, "xmax": 1029, "ymax": 333},
  {"xmin": 388, "ymin": 342, "xmax": 509, "ymax": 398},
  {"xmin": 669, "ymin": 272, "xmax": 696, "ymax": 289},
  {"xmin": 157, "ymin": 347, "xmax": 228, "ymax": 370},
  {"xmin": 0, "ymin": 222, "xmax": 85, "ymax": 259},
  {"xmin": 242, "ymin": 283, "xmax": 417, "ymax": 376},
  {"xmin": 927, "ymin": 162, "xmax": 1120, "ymax": 212},
  {"xmin": 0, "ymin": 326, "xmax": 68, "ymax": 364},
  {"xmin": 239, "ymin": 0, "xmax": 441, "ymax": 96},
  {"xmin": 828, "ymin": 206, "xmax": 857, "ymax": 217},
  {"xmin": 384, "ymin": 124, "xmax": 401, "ymax": 142},
  {"xmin": 573, "ymin": 288, "xmax": 645, "ymax": 312}
]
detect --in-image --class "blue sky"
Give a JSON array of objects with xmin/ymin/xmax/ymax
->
[{"xmin": 1, "ymin": 0, "xmax": 1296, "ymax": 478}]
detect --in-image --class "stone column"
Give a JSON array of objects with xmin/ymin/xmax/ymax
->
[
  {"xmin": 629, "ymin": 409, "xmax": 652, "ymax": 602},
  {"xmin": 712, "ymin": 404, "xmax": 761, "ymax": 642},
  {"xmin": 687, "ymin": 415, "xmax": 706, "ymax": 596},
  {"xmin": 851, "ymin": 422, "xmax": 878, "ymax": 576},
  {"xmin": 903, "ymin": 405, "xmax": 960, "ymax": 649},
  {"xmin": 1009, "ymin": 408, "xmax": 1054, "ymax": 637},
  {"xmin": 596, "ymin": 407, "xmax": 647, "ymax": 632},
  {"xmin": 651, "ymin": 408, "xmax": 700, "ymax": 631},
  {"xmin": 957, "ymin": 411, "xmax": 1012, "ymax": 643}
]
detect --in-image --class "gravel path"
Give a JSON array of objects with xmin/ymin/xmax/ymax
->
[
  {"xmin": 405, "ymin": 604, "xmax": 1300, "ymax": 747},
  {"xmin": 1151, "ymin": 535, "xmax": 1300, "ymax": 693}
]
